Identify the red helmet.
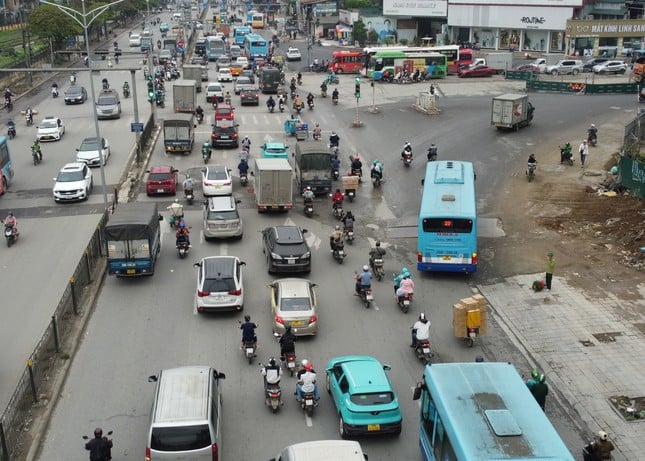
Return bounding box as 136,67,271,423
304,363,313,371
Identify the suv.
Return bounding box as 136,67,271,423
544,60,583,76
194,256,246,312
95,89,121,119
593,60,628,74
53,163,93,202
583,57,609,72
262,226,311,274
203,196,243,240
206,82,224,103
145,165,178,196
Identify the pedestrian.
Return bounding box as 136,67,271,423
530,373,549,411
579,139,589,167
545,251,555,291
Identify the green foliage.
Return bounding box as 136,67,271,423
399,38,408,45
367,30,378,45
344,0,373,7
383,36,396,45
28,4,81,49
352,19,366,46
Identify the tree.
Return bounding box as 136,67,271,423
28,5,81,51
352,19,366,46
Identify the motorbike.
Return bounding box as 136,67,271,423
283,352,297,376
332,242,346,264
290,89,296,100
321,88,327,98
196,112,204,124
358,284,373,308
7,122,16,139
527,162,536,182
372,173,382,188
201,144,211,164
240,171,248,186
184,188,194,205
82,430,113,460
346,189,356,202
268,104,275,113
4,96,12,111
332,167,339,181
427,148,438,162
4,223,17,247
25,114,33,127
278,101,285,113
51,87,59,98
371,258,384,281
168,214,183,229
560,147,574,166
307,99,314,110
264,381,283,413
176,237,190,258
402,151,413,167
242,338,256,364
397,292,413,313
155,93,165,108
325,74,339,85
332,95,338,105
304,199,314,217
31,146,41,165
413,338,433,364
587,130,598,147
313,131,321,141
123,86,130,98
332,204,344,220
298,389,316,417
344,226,354,244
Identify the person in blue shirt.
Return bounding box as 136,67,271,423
240,315,258,350
355,265,373,296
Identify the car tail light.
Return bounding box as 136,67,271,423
309,314,317,324
223,181,231,186
145,447,151,461
198,290,210,297
211,443,218,461
472,252,478,265
275,315,284,325
229,288,241,295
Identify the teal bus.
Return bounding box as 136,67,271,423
234,25,251,46
367,50,447,80
413,362,575,461
0,135,15,194
243,33,269,60
417,161,477,273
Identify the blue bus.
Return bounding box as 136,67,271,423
413,362,575,461
243,33,269,60
0,136,15,195
234,25,251,46
417,160,477,273
206,36,226,61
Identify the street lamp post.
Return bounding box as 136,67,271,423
39,0,125,211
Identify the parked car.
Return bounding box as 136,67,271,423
240,89,259,105
458,65,497,78
593,60,628,74
194,256,246,312
201,165,233,196
64,85,87,105
544,59,583,76
286,47,302,61
513,63,540,72
262,225,311,274
76,137,110,167
326,355,403,438
269,278,318,336
582,57,609,72
36,116,65,142
211,120,239,148
53,163,93,202
145,165,178,196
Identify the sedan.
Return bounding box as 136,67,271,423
128,33,142,47
53,163,93,202
262,226,311,274
234,76,255,94
229,63,244,77
513,64,540,72
286,47,302,61
37,116,65,141
216,56,232,70
269,278,318,336
217,67,233,82
593,60,628,74
240,89,259,105
201,165,233,196
64,85,87,105
261,142,288,159
458,65,497,78
75,137,110,167
236,56,249,69
326,356,402,438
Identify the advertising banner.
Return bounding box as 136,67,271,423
383,0,447,17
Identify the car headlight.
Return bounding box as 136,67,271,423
302,251,310,259
270,252,282,260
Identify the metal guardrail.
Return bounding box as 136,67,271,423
526,79,639,94
0,213,108,460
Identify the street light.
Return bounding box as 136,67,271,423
39,0,125,211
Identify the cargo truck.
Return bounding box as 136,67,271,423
104,203,162,276
491,93,535,131
172,79,196,113
253,158,293,212
182,65,202,92
163,114,196,154
471,52,513,74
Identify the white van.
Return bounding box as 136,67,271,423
270,440,367,461
146,366,226,460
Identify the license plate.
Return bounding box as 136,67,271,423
215,185,221,189
287,259,295,264
338,250,344,256
156,189,164,193
367,424,380,431
220,136,229,139
287,362,295,368
305,399,313,406
422,347,430,354
403,300,410,306
291,320,303,327
366,293,374,301
442,255,452,260
246,348,254,355
126,269,136,274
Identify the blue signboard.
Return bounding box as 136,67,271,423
130,123,144,133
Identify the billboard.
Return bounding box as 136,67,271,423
450,0,581,5
383,0,447,17
363,17,399,44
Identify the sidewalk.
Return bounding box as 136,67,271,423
478,274,645,461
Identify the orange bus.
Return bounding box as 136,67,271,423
329,51,363,74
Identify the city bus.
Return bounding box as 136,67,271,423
0,136,14,194
251,12,265,29
329,50,363,73
363,45,464,75
430,45,461,73
458,47,474,70
413,362,575,461
244,33,269,60
367,50,447,80
246,10,256,25
206,36,226,61
234,25,251,46
417,161,477,273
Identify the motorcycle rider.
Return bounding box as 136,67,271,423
401,141,413,160
370,160,384,182
261,357,282,391
279,326,297,361
394,267,412,294
396,273,415,300
297,72,302,85
266,95,276,111
588,430,615,460
329,224,344,252
101,78,109,90
332,88,339,102
560,142,573,164
201,142,212,159
312,123,321,140
277,94,285,110
350,155,362,176
51,82,59,97
195,104,204,121
122,81,129,96
355,265,373,297
427,143,438,161
241,135,251,151
587,123,598,144
182,175,194,197
4,212,18,235
341,211,354,233
411,313,431,347
224,90,232,104
240,314,258,350
290,77,297,92
84,427,112,461
527,153,537,176
320,80,328,97
293,94,303,111
26,106,34,126
296,362,319,403
331,155,341,175
4,88,12,105
175,221,190,247
306,92,314,108
238,158,249,177
31,139,42,162
7,119,15,137
166,199,184,228
303,186,315,205
329,131,340,148
369,240,386,269
331,188,344,211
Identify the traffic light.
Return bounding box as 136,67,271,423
354,77,361,99
147,76,154,102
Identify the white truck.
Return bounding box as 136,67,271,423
182,65,202,93
491,93,535,131
470,52,513,74
253,158,293,212
172,79,196,113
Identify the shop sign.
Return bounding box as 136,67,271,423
567,19,645,38
383,0,447,17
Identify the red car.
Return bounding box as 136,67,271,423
514,64,540,72
214,103,235,122
458,65,498,78
146,165,178,196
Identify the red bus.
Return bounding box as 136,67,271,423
329,51,363,74
458,48,474,71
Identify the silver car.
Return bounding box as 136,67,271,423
269,278,318,336
203,196,243,240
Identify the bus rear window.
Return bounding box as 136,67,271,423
422,218,473,233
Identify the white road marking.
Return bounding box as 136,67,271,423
305,413,313,427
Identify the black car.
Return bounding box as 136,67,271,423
64,85,88,105
582,57,609,72
211,121,239,148
262,226,311,274
240,89,259,106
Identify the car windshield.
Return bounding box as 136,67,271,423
98,96,117,105
215,126,235,134
206,169,228,180
237,78,250,84
203,277,235,292
150,425,211,451
57,170,84,182
349,392,395,405
40,120,58,129
208,85,221,92
67,87,82,95
149,173,171,181
280,297,311,312
79,139,100,150
217,108,232,115
265,147,286,153
207,210,237,220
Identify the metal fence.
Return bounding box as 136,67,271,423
0,212,108,461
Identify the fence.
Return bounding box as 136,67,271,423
0,212,108,460
620,112,645,199
526,79,638,95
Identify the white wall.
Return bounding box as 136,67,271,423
448,4,574,30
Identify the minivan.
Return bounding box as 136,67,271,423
229,45,242,59
203,196,243,239
270,440,368,461
95,89,121,119
147,366,226,460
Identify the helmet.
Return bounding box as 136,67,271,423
268,357,277,366
174,198,179,203
401,267,410,277
375,240,381,247
244,315,251,322
94,428,103,437
304,362,313,371
363,265,369,271
7,212,13,217
315,123,319,127
431,143,436,147
531,369,540,379
331,131,336,135
285,325,292,334
179,222,185,229
335,225,340,230
591,123,596,128
598,431,608,441
419,313,426,321
539,374,546,383
547,251,554,257
185,174,190,179
306,186,311,190
336,189,341,193
475,355,485,362
301,359,309,368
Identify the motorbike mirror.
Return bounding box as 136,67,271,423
148,375,159,382
192,262,202,268
382,364,392,371
273,332,280,337
235,199,242,204
301,229,308,234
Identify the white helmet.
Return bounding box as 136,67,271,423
598,431,608,441
363,265,369,271
301,359,309,368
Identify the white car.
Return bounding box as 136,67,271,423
206,82,224,103
37,116,65,142
217,67,233,82
129,33,142,47
201,165,232,196
53,163,93,202
593,60,628,74
236,56,249,69
76,137,110,167
286,47,302,61
142,29,152,38
194,256,246,312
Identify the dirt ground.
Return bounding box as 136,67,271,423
482,118,644,304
